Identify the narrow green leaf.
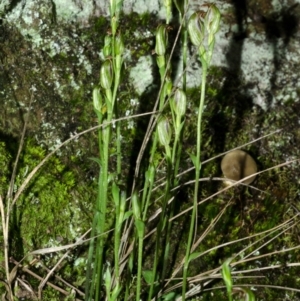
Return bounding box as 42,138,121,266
188,252,201,263
135,219,145,235
122,211,133,222
142,270,155,285
103,266,112,294
112,182,120,207
161,291,177,300
111,284,122,301
221,257,233,297
88,157,101,166
188,152,198,167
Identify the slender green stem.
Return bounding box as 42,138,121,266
132,191,145,301
160,150,173,283
114,209,121,288
141,132,158,232
181,8,188,92
116,112,121,175
158,8,188,290
113,69,122,176
182,65,207,301
147,93,171,301
148,144,172,300
136,225,144,301
142,164,155,221
85,109,104,301
161,125,184,286
95,125,110,300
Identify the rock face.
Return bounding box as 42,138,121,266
3,0,300,122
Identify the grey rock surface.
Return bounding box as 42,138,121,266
3,0,300,111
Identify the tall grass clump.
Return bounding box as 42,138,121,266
84,1,223,299
85,0,125,300
83,0,300,301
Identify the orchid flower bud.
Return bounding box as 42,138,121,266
114,33,124,56
164,0,172,24
103,35,112,58
110,0,116,16
162,77,172,100
205,4,221,35
132,192,141,220
156,55,166,70
100,60,113,90
110,0,123,18
155,24,168,56
93,87,102,112
172,88,186,118
158,117,172,146
111,16,118,36
188,12,205,47
188,5,221,66
115,33,124,71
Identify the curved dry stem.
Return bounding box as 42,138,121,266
130,0,191,195
180,282,300,300
158,213,299,298
168,158,299,222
